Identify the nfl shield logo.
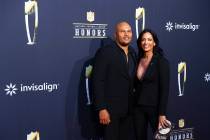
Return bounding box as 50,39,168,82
179,119,185,128
87,11,95,22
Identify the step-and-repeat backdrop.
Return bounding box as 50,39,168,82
1,0,210,139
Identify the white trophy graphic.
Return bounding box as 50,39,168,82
178,62,187,96
27,131,40,140
24,0,38,45
85,65,93,105
135,7,145,38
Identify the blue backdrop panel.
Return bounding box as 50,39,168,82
0,0,210,140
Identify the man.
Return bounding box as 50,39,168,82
92,21,137,140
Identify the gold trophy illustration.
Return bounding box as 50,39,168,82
135,7,145,38
24,0,38,45
178,62,187,96
85,65,93,105
27,131,40,140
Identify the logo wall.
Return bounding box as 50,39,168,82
4,82,59,96
73,11,108,38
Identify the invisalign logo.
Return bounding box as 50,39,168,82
4,82,60,96
165,21,200,32
20,83,59,92
4,83,18,96
204,73,210,82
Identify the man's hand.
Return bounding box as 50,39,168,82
99,109,111,125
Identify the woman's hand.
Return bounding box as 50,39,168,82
158,115,169,129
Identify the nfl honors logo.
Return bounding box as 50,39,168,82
169,119,194,140
73,10,108,38
87,11,95,22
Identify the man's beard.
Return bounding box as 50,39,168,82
119,42,130,47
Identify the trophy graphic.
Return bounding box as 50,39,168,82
178,62,187,96
24,0,38,45
85,65,93,105
135,7,145,38
27,131,40,140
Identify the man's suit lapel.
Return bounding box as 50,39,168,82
113,43,130,80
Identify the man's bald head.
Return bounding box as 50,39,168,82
114,21,132,47
115,22,131,33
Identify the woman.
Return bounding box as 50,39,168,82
133,29,170,140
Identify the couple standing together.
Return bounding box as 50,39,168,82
92,21,170,140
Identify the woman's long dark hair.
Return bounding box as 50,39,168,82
137,29,163,61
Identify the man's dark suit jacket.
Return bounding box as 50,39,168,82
134,53,170,115
92,42,137,117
